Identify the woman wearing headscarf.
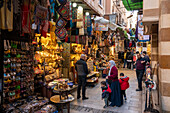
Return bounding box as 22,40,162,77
106,60,123,107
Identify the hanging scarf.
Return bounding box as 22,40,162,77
108,60,116,76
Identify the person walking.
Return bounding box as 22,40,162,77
136,52,145,91
75,54,89,100
126,49,132,69
142,51,150,64
106,60,123,107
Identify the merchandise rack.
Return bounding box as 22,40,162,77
0,30,32,110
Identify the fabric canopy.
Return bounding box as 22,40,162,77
122,0,143,11
94,16,119,31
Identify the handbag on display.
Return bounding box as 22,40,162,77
57,0,67,5
55,28,68,40
55,17,67,32
57,5,69,20
35,5,48,20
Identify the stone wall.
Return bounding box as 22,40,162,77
159,0,170,112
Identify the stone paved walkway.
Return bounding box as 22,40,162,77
70,69,142,113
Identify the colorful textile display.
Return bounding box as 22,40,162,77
87,15,92,36
55,17,67,32
49,0,55,17
79,28,84,36
72,8,77,28
75,36,79,44
77,6,83,28
57,5,69,20
84,16,88,35
22,0,31,33
55,28,68,40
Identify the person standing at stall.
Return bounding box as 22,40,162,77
75,54,89,100
123,50,127,68
106,60,123,107
136,52,145,91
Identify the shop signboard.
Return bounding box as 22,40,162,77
137,15,149,42
94,21,108,31
109,14,117,24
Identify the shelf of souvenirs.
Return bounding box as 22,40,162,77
33,33,64,53
70,43,84,54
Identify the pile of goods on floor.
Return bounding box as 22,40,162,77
3,96,58,113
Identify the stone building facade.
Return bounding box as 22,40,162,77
104,0,127,26
143,0,170,112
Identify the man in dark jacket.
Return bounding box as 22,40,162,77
136,52,145,91
127,49,133,69
143,51,150,64
75,54,89,100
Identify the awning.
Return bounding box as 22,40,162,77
109,22,119,31
94,17,119,31
122,0,143,11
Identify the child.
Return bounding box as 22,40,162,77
101,81,111,108
119,73,129,101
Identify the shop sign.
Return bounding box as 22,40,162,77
137,15,149,42
109,14,117,24
94,21,108,31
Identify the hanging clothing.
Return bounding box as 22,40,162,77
13,0,21,31
41,20,49,37
87,15,92,36
132,40,136,47
84,16,88,35
129,41,132,47
49,0,55,17
22,0,31,34
0,0,13,31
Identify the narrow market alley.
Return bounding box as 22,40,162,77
70,69,142,113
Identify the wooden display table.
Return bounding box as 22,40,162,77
50,95,74,113
86,71,99,87
53,85,77,100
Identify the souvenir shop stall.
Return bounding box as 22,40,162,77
67,1,102,86
113,27,137,68
0,0,77,112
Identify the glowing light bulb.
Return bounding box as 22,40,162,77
78,6,83,10
85,12,89,16
73,2,77,7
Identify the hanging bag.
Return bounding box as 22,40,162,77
35,5,48,20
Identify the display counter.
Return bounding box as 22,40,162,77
86,71,99,87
